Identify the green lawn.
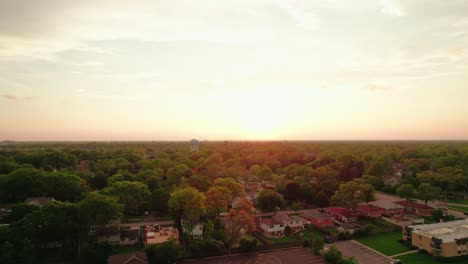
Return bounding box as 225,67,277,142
245,234,264,245
448,199,468,205
448,205,468,213
270,235,296,243
298,229,322,240
355,232,411,256
397,253,467,264
257,233,296,244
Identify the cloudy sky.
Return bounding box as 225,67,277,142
1,0,467,140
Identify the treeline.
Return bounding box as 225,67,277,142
0,141,467,263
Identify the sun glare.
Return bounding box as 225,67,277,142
223,88,289,139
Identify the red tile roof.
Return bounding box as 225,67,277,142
326,207,357,218
260,217,283,226
357,204,382,213
306,212,335,220
395,200,434,210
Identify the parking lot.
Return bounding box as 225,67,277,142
334,240,393,264
184,247,326,264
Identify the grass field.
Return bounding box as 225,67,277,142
298,229,322,240
448,199,468,205
448,205,468,213
397,253,467,264
257,233,297,244
355,232,411,256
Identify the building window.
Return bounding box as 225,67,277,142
269,225,273,228
280,225,284,227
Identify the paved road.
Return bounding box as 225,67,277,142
254,209,318,218
184,247,325,264
334,240,393,264
120,220,174,229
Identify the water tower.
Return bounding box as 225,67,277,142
190,139,200,152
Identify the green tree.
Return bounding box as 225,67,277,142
166,164,190,186
42,172,88,202
168,187,207,244
324,245,342,263
187,174,212,192
146,239,182,264
314,191,330,208
213,177,245,206
151,188,170,213
79,193,123,226
223,209,256,254
311,236,324,254
205,186,231,216
417,183,441,205
0,241,15,264
396,184,417,200
5,203,39,223
102,181,150,215
20,238,35,264
256,189,286,212
331,181,375,209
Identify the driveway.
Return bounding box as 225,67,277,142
334,240,393,264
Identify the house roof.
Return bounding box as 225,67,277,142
370,200,404,210
326,207,357,218
339,222,361,230
108,252,147,264
395,200,434,210
121,229,140,240
95,225,120,236
357,204,382,213
260,217,283,226
409,219,468,243
25,197,55,206
306,212,334,221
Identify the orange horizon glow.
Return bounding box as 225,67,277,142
1,1,467,141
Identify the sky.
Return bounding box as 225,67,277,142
0,0,467,141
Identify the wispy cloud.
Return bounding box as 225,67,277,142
1,94,33,101
380,0,406,17
363,84,390,92
1,94,17,100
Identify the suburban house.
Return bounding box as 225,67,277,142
120,229,140,246
259,217,285,237
273,214,305,232
370,200,404,215
146,226,178,245
261,181,277,190
383,163,405,187
325,207,358,223
304,212,335,228
247,191,259,203
95,226,121,245
390,214,424,226
25,197,55,207
395,200,435,216
191,223,204,240
337,222,361,235
108,252,147,264
403,219,468,257
0,204,12,219
356,204,382,218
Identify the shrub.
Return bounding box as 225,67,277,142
311,236,324,254
324,245,341,263
418,249,429,255
337,232,350,240
239,238,257,252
